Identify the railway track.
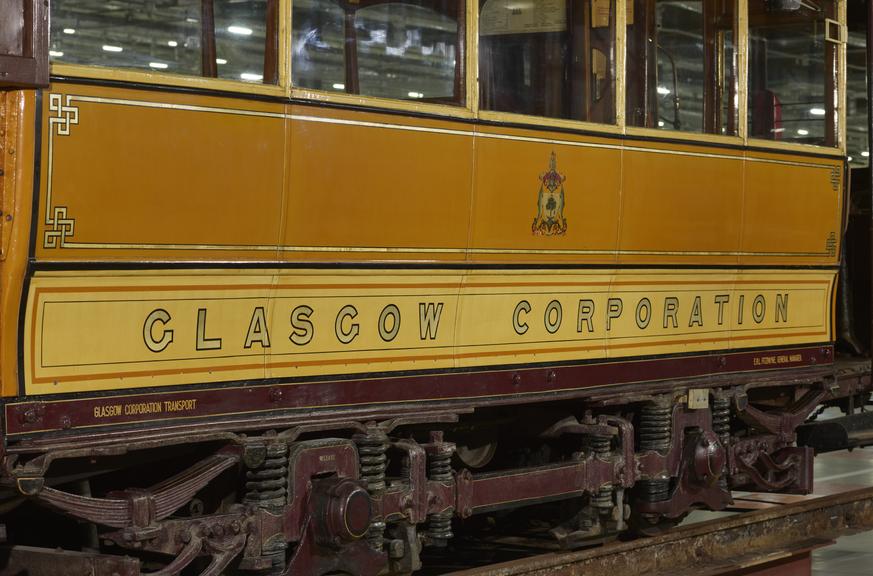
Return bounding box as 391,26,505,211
438,486,873,576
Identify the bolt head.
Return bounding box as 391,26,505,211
388,539,405,559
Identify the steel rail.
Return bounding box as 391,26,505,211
447,486,873,576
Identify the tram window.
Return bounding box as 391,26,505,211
291,0,346,91
292,0,465,105
478,0,617,124
626,0,738,135
48,0,278,84
215,1,274,83
846,28,868,167
747,0,838,146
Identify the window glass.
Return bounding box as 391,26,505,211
292,0,346,91
49,0,277,84
846,28,868,167
627,0,737,134
478,0,617,124
292,0,465,105
747,0,838,146
215,1,273,83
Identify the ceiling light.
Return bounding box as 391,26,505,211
102,45,123,53
658,120,665,127
228,25,253,35
848,156,854,162
167,40,178,47
810,107,826,116
49,50,64,57
149,62,168,69
240,72,263,81
408,91,424,99
863,151,870,158
63,28,76,34
186,17,198,23
332,83,345,90
216,58,227,64
796,129,809,136
657,86,670,95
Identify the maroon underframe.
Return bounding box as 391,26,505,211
4,344,833,440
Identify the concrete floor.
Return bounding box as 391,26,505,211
812,531,873,576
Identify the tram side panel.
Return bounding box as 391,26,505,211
5,88,842,438
0,80,848,576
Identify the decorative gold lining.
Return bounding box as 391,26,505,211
23,268,835,395
39,91,842,254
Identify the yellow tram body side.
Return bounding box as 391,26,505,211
0,81,841,399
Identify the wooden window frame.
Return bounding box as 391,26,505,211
49,0,288,97
743,0,846,155
39,0,847,155
623,0,744,145
0,0,49,88
475,0,622,131
289,0,477,119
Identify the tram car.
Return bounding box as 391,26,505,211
0,0,869,573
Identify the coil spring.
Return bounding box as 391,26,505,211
711,396,731,448
244,443,289,573
354,428,389,551
591,435,611,458
711,396,731,490
245,443,289,508
639,403,672,452
428,512,453,543
355,430,388,494
592,487,613,509
428,451,453,482
638,478,670,502
639,402,672,503
427,448,454,543
591,434,613,509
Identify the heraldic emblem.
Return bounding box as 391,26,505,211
532,151,568,236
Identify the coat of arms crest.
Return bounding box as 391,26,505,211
532,152,567,236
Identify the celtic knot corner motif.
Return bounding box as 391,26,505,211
826,232,837,258
830,167,841,192
48,94,79,136
44,93,81,249
44,206,75,249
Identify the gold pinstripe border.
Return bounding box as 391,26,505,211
41,93,841,257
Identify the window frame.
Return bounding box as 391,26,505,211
46,0,848,156
623,0,744,145
288,0,478,119
48,0,291,98
742,0,847,155
0,0,49,88
475,0,624,134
